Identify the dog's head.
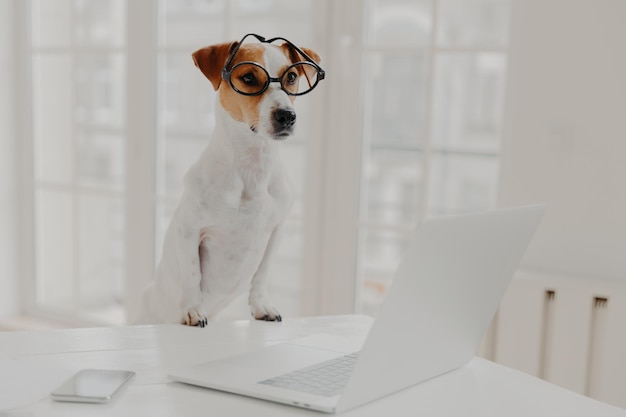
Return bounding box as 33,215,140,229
192,36,321,140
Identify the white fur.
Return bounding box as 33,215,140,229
134,44,295,325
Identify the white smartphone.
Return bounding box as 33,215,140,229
50,369,135,403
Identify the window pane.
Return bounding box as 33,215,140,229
232,0,310,16
366,0,432,48
158,136,207,197
432,53,507,153
31,0,128,325
158,0,225,47
76,54,126,128
36,190,75,311
77,132,125,191
361,149,422,226
437,0,512,48
230,1,314,42
364,52,430,148
32,0,126,47
427,153,500,216
33,55,74,184
157,52,215,197
158,53,215,133
359,228,411,315
74,0,125,46
32,0,73,48
358,0,511,317
78,195,125,323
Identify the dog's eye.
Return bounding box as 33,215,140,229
285,71,298,85
240,73,259,86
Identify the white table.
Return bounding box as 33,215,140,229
1,315,625,416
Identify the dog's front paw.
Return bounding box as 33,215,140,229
181,308,208,328
250,295,282,322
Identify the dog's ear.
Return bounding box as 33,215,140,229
192,41,238,91
281,44,322,90
300,47,321,65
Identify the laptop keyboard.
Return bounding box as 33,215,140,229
258,352,360,397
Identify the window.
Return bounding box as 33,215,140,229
23,0,512,325
30,0,127,323
357,0,511,315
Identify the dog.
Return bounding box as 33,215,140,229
133,34,322,326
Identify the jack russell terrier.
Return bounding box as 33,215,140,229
134,34,324,326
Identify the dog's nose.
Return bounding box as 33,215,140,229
273,108,296,129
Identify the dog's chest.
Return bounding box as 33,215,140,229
202,173,292,248
197,179,291,294
229,186,289,232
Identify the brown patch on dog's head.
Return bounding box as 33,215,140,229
279,43,321,65
192,41,238,90
192,42,268,128
220,45,268,128
279,43,321,91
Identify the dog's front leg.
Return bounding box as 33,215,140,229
248,225,284,322
175,226,208,327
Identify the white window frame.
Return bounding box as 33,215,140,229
301,0,367,315
125,0,158,317
15,0,38,320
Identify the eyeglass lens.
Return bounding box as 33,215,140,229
230,62,319,96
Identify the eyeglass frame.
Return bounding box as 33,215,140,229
221,33,326,97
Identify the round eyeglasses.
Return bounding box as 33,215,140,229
226,61,321,96
221,33,325,97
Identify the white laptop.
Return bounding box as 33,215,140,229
168,205,545,413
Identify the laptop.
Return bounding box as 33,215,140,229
168,205,545,413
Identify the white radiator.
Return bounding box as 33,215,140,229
480,270,626,409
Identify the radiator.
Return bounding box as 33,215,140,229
479,269,626,409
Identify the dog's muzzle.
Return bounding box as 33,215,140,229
272,108,296,138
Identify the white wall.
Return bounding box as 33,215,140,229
500,0,626,280
0,0,19,316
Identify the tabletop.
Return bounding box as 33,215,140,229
1,314,625,416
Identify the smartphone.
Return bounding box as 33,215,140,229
50,369,135,403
